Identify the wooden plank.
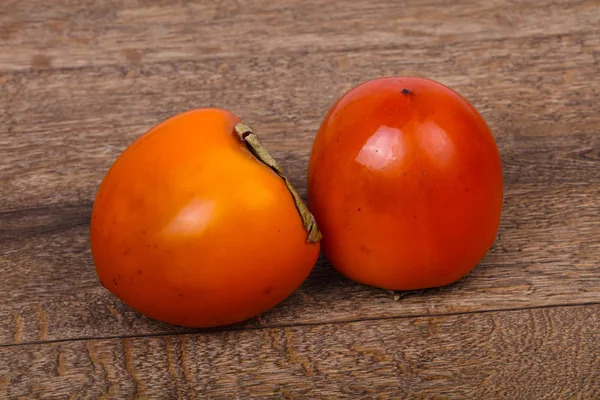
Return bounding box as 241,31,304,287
0,0,598,353
1,8,599,345
0,0,599,72
1,30,599,212
1,183,598,345
0,305,598,399
1,0,598,396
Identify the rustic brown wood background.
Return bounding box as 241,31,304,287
1,0,599,398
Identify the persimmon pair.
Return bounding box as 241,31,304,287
90,77,503,327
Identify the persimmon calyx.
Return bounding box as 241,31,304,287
235,122,322,243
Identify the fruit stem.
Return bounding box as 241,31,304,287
235,122,322,243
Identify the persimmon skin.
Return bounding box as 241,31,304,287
90,109,319,327
308,77,503,290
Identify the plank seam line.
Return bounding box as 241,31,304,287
0,301,598,349
1,29,599,76
3,180,598,240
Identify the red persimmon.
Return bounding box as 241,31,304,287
308,77,503,290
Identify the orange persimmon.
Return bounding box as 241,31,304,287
90,108,320,327
308,77,503,290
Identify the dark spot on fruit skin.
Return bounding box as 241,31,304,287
264,287,273,295
414,216,417,220
179,293,183,297
138,270,142,275
112,278,117,286
403,172,407,176
402,88,411,95
358,208,361,212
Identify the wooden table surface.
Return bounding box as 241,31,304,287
1,0,599,398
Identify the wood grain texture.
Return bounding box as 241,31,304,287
1,0,599,72
1,0,599,396
1,0,599,344
1,183,598,345
1,305,598,399
2,29,600,211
